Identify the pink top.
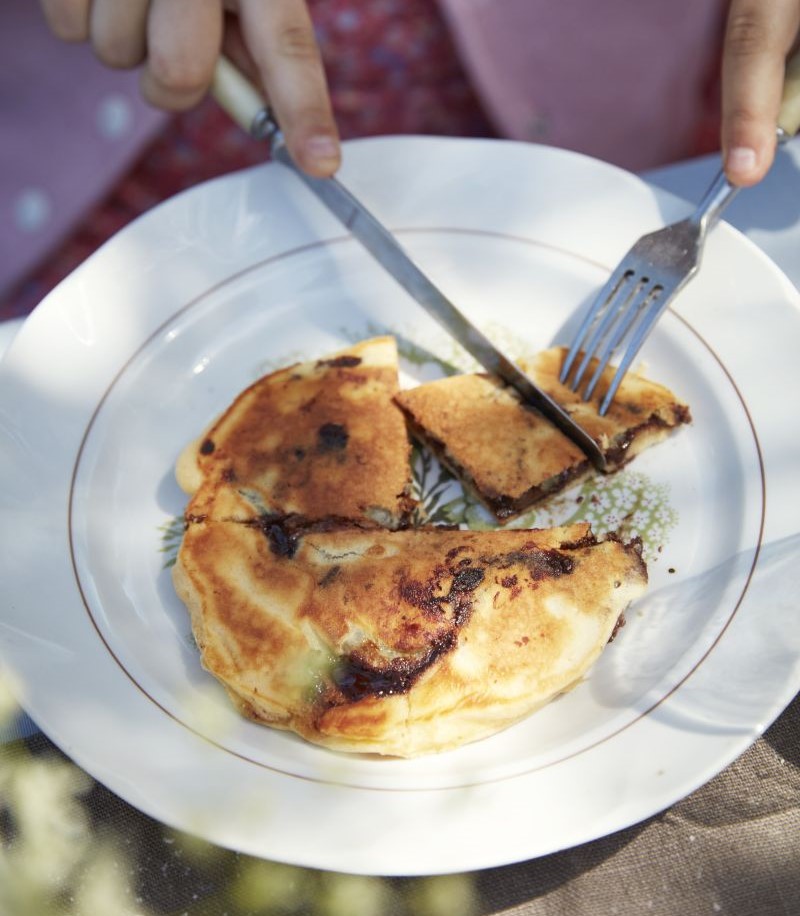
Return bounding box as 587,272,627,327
1,0,167,306
438,0,726,170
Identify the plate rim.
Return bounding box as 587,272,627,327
1,135,798,875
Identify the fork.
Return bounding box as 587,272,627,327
560,52,800,416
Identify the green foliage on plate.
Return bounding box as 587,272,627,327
410,443,676,562
158,515,185,569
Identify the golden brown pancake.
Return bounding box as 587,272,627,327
171,338,666,756
173,519,647,757
394,346,690,521
177,336,416,527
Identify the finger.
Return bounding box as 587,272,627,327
140,0,224,111
721,0,800,186
89,0,150,69
237,0,340,176
39,0,91,42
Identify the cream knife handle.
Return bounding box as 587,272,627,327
778,49,800,138
211,57,265,135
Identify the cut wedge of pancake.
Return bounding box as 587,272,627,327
177,336,416,527
173,519,647,757
395,346,690,522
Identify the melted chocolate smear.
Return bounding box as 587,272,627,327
333,657,412,700
317,355,362,368
246,514,301,559
267,522,298,559
491,497,517,520
526,548,574,580
318,565,341,588
609,612,626,642
484,547,574,580
445,545,469,561
333,631,457,701
317,422,349,452
397,561,487,625
399,578,444,617
450,566,485,593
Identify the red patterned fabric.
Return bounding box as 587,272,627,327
1,0,720,320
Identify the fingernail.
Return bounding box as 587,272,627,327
305,134,339,166
726,146,758,176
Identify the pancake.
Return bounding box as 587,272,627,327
177,336,416,527
394,346,690,521
173,519,647,757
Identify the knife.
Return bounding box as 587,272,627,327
211,58,607,471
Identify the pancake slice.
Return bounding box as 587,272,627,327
173,520,647,757
177,336,416,527
394,346,690,522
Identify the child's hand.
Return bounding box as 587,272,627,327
39,0,341,177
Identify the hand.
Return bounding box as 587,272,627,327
39,0,341,177
721,0,800,186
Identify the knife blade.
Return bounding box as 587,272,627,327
211,59,607,471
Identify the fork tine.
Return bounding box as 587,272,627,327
559,264,634,385
562,151,746,416
569,270,654,392
597,288,670,415
582,281,663,401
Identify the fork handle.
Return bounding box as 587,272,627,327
689,51,800,235
688,169,739,235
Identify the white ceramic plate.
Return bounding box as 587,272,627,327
1,137,799,876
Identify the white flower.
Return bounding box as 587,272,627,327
0,672,19,729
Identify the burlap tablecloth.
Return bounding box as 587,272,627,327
2,689,797,916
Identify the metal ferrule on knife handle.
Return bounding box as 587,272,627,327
210,57,608,471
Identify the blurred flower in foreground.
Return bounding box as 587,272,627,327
0,670,156,915
407,874,478,916
233,858,316,912
0,753,88,914
0,667,479,916
0,670,20,731
316,871,391,916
